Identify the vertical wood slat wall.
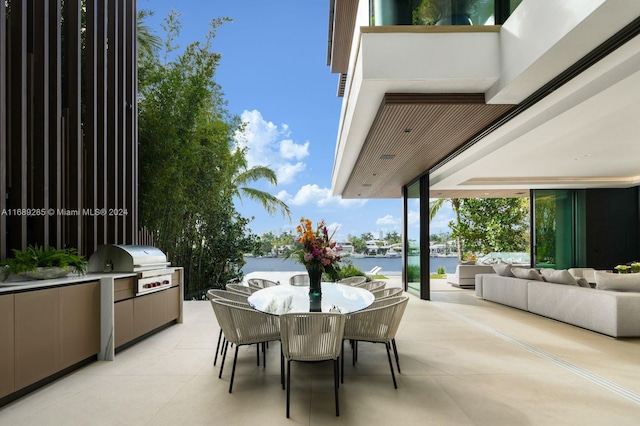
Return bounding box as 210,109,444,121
0,0,138,260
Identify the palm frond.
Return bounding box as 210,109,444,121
239,187,291,219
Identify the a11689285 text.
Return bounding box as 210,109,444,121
1,208,128,217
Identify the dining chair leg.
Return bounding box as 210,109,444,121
286,360,292,418
333,359,340,416
214,329,223,366
340,340,345,384
280,346,285,390
219,341,229,379
263,342,267,368
256,344,260,366
385,342,397,389
353,340,358,366
391,338,401,373
229,345,240,393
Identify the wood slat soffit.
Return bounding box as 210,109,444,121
328,0,358,74
343,94,515,199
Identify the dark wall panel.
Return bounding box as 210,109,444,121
585,187,640,270
1,0,139,260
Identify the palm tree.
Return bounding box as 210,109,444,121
138,10,162,58
429,198,463,259
230,160,291,220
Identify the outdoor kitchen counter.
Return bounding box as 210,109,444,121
0,269,184,406
0,272,136,293
0,270,183,361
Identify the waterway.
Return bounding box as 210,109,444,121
242,255,459,276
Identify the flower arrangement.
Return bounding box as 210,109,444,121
290,218,341,272
632,263,640,273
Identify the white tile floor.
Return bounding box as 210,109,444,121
2,278,640,425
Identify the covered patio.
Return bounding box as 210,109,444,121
2,279,640,425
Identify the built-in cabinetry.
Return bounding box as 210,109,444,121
0,294,15,399
0,281,100,400
113,270,181,350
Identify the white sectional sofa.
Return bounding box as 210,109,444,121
446,264,495,288
475,270,640,338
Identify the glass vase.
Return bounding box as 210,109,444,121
307,265,323,298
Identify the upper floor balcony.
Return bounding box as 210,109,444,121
327,0,640,199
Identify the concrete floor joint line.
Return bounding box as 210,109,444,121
433,301,640,407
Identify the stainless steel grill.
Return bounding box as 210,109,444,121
88,244,175,295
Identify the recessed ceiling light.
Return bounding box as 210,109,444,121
515,191,526,195
362,183,372,187
404,128,412,133
372,173,377,176
380,154,395,160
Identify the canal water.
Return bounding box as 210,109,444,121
242,256,459,275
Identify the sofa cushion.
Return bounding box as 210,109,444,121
493,262,514,277
511,267,544,281
568,268,596,283
540,269,578,286
576,277,592,288
595,271,640,291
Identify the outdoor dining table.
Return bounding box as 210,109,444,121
248,282,375,315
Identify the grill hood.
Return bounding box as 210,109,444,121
88,244,171,273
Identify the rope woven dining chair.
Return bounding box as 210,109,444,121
226,283,258,296
210,299,281,393
371,287,403,300
341,296,409,388
288,273,310,286
248,278,280,289
207,289,250,367
355,280,386,292
279,312,345,418
338,276,367,286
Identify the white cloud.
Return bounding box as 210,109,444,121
275,190,290,200
280,139,309,160
281,184,367,208
234,109,309,184
376,215,399,226
275,162,306,185
407,209,420,227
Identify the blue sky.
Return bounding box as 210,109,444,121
141,1,455,242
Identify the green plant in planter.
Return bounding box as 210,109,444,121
1,244,88,281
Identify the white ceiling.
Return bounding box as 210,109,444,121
430,33,640,195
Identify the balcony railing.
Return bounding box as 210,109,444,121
370,0,523,27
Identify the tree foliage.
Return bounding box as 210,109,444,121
450,198,529,254
137,13,266,297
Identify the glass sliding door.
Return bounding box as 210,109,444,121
532,189,585,269
405,181,421,295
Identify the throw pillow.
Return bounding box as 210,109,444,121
493,262,514,277
576,277,592,288
540,269,578,286
595,271,640,291
511,267,544,281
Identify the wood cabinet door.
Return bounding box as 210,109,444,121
114,299,134,348
14,288,60,389
59,282,101,369
133,295,153,338
0,294,15,398
167,286,180,322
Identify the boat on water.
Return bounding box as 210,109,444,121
386,248,400,258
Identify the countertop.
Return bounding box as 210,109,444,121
0,272,137,294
